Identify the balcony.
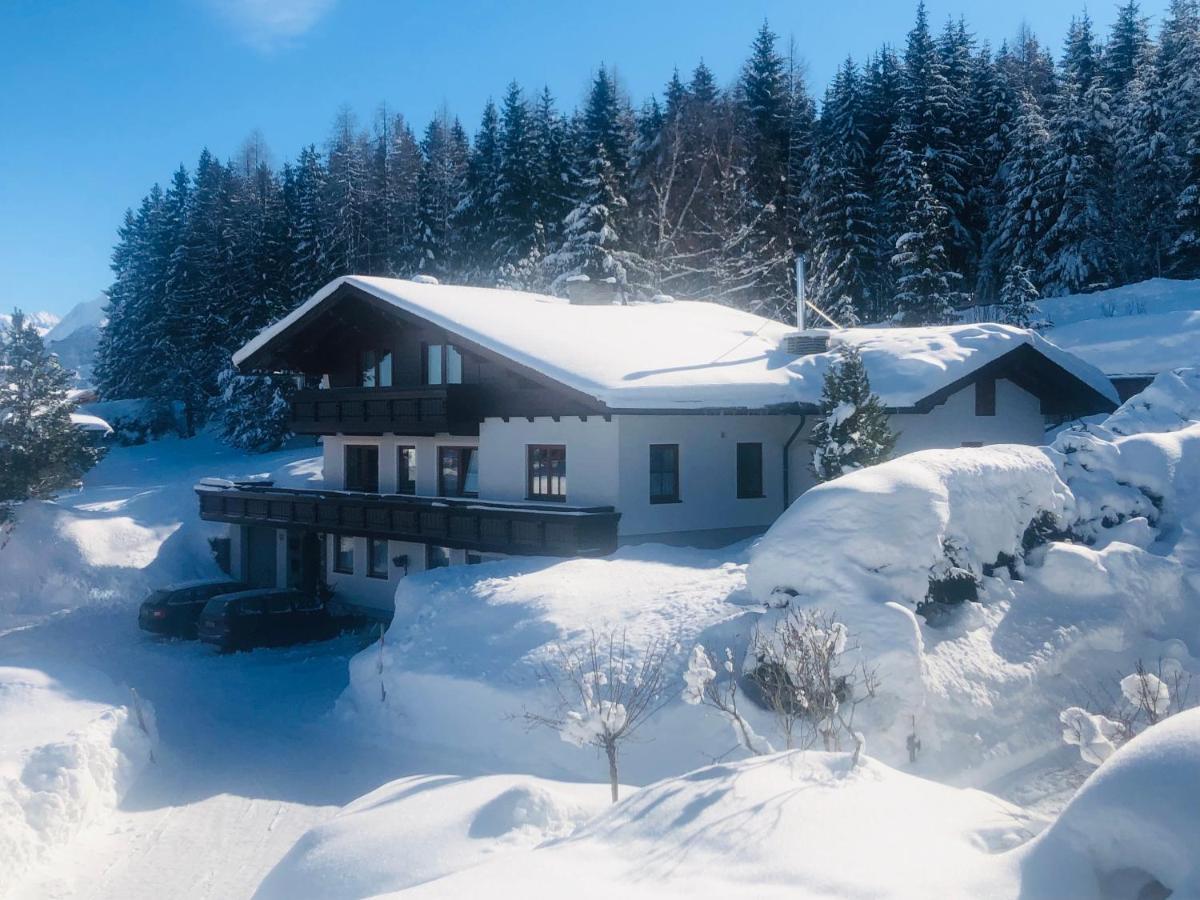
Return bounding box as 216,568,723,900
289,385,481,436
197,483,621,558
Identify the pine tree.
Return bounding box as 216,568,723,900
0,311,103,528
810,344,897,482
892,160,962,324
460,99,503,278
416,113,469,278
998,264,1041,327
991,90,1051,285
808,58,876,322
1104,1,1152,96
1170,135,1200,276
213,363,294,453
493,82,540,270
288,145,332,302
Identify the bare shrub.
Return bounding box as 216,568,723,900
682,644,772,755
746,609,879,765
523,629,671,802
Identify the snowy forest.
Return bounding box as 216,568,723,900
96,1,1200,426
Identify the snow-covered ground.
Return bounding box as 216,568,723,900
1039,277,1200,377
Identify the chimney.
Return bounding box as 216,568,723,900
795,254,807,330
565,275,622,305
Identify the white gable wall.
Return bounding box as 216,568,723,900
889,378,1044,454
476,416,619,505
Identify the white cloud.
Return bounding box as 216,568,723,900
206,0,337,51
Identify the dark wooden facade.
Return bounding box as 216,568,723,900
290,385,482,436
197,484,621,557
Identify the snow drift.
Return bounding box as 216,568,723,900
255,775,613,899
328,751,1040,899
746,367,1200,772
0,665,157,894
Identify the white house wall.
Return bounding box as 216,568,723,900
616,414,799,544
322,433,479,494
477,416,619,505
889,379,1044,454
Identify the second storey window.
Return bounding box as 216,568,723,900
527,445,566,501
423,343,465,385
649,444,680,504
397,446,417,495
358,349,393,388
438,446,478,497
736,442,764,499
344,444,379,492
975,377,996,416
333,535,354,574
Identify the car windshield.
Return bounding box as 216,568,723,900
201,597,236,615
145,590,169,605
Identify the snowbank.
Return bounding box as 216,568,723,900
346,752,1038,899
745,368,1200,772
1046,308,1200,376
255,775,614,899
0,665,157,894
1018,709,1200,899
1038,277,1200,327
342,545,759,783
0,433,320,618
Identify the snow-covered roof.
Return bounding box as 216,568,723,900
235,276,1118,411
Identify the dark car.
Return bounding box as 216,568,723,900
138,579,247,638
197,588,336,651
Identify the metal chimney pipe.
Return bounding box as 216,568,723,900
795,255,807,331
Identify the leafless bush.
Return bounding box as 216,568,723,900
522,629,671,802
682,644,772,755
747,609,879,765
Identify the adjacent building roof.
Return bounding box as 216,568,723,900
235,276,1119,413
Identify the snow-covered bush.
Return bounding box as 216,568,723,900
1061,659,1193,765
809,343,897,482
681,644,773,755
523,629,671,801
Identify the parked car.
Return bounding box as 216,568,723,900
138,578,247,638
197,588,337,651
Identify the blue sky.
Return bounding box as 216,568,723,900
0,0,1172,316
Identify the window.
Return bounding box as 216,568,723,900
334,535,354,574
423,343,443,385
344,445,379,492
368,539,389,579
426,545,451,569
240,595,265,615
397,446,417,495
975,378,996,416
527,445,566,501
358,349,393,388
438,446,478,497
649,444,680,504
736,442,764,499
422,343,464,385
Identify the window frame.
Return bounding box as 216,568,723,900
527,444,567,502
421,342,465,386
975,377,997,417
344,444,380,493
357,348,393,388
333,535,354,575
437,445,478,498
648,443,681,505
396,445,417,495
367,538,389,579
736,442,765,499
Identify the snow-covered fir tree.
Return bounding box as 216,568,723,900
998,264,1042,327
810,344,897,482
0,311,103,528
1170,135,1200,277
991,90,1051,286
213,364,295,453
891,160,962,324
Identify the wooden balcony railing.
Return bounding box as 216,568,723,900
197,484,620,558
289,385,481,436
